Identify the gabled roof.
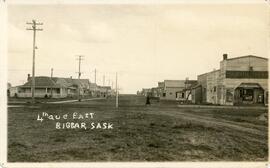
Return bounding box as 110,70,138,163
22,76,61,88
53,77,90,88
70,79,90,88
22,76,90,89
52,77,71,87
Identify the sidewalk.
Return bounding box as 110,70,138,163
177,104,268,110
47,97,105,104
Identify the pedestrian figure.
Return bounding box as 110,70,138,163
146,95,151,105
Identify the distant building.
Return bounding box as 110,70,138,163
157,82,164,97
141,88,151,96
15,75,92,98
7,83,11,89
99,86,112,98
176,80,197,102
160,80,186,100
9,87,19,97
150,87,159,97
89,83,98,97
7,83,12,97
192,54,268,105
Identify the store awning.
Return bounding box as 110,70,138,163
236,83,262,89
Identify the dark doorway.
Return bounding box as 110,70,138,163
234,83,264,105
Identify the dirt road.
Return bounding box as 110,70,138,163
145,107,266,140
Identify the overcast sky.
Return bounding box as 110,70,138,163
8,3,268,94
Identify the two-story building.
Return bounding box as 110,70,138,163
193,54,268,105
160,80,186,100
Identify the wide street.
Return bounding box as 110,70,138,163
8,95,268,162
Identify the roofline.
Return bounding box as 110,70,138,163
222,55,268,61
198,69,220,77
164,80,186,82
19,86,62,88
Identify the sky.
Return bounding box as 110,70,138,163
7,3,269,94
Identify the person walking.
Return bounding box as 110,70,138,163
146,94,151,105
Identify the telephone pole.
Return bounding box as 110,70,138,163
76,55,84,101
50,68,53,97
26,19,43,104
115,72,118,108
94,69,97,84
103,75,105,86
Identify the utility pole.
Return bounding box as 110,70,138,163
26,19,43,104
103,75,105,86
50,68,53,97
116,72,118,108
94,69,97,84
76,55,84,101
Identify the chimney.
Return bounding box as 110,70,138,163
223,53,228,60
27,74,30,81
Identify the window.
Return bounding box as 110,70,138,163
226,88,233,102
213,86,216,92
226,70,268,79
242,89,254,101
56,88,60,94
182,93,185,98
163,93,166,97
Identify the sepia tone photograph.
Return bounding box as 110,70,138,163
2,0,269,166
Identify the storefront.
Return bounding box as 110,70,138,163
234,83,265,105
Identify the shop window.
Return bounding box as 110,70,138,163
226,88,233,102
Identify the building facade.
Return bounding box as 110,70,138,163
14,75,93,98
160,80,186,100
219,55,268,105
194,54,268,105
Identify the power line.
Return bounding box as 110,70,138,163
26,19,43,104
